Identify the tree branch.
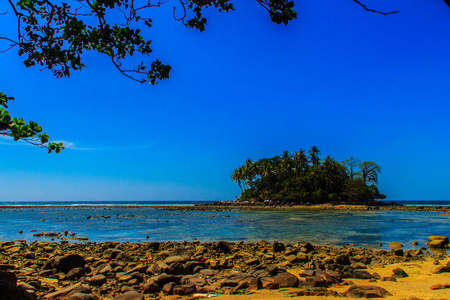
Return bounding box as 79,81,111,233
352,0,399,15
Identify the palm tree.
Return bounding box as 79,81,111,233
231,166,245,193
308,146,321,167
359,161,381,185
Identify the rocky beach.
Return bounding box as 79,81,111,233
1,235,449,300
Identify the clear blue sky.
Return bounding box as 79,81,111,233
1,0,449,201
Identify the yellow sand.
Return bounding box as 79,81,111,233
192,258,450,300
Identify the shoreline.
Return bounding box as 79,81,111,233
0,239,449,300
1,203,450,213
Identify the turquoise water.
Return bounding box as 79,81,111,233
1,203,449,250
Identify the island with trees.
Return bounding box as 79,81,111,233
231,146,386,205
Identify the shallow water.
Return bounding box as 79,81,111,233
1,205,449,250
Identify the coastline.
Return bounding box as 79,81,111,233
1,239,449,300
1,202,450,213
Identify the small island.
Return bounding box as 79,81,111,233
231,146,385,205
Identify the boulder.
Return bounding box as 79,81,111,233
341,285,392,298
427,236,449,248
0,271,17,286
273,272,299,288
89,274,107,286
388,242,403,250
142,279,159,294
392,268,408,278
112,291,144,300
44,255,85,273
0,280,37,300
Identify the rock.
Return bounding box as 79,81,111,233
45,284,92,299
172,284,196,295
381,276,397,282
248,277,262,290
273,242,285,253
212,241,230,253
162,282,176,294
147,261,169,275
341,285,393,298
352,270,373,279
164,256,186,264
89,274,107,286
155,273,182,287
273,272,299,288
388,242,403,249
68,293,99,300
245,258,259,266
103,248,126,260
199,269,215,276
335,254,351,265
392,268,408,278
163,248,194,259
432,266,450,274
112,291,144,300
67,267,85,279
295,287,338,296
412,241,419,246
0,280,37,300
44,255,86,273
427,236,449,248
142,279,159,294
0,271,17,286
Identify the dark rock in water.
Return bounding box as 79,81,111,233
112,291,144,300
388,242,403,250
392,268,408,278
0,280,36,300
44,255,85,273
341,285,393,298
427,236,449,248
273,242,285,253
273,272,299,287
0,271,17,286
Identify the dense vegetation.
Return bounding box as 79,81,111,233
231,146,385,204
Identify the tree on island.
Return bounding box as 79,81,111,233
231,146,386,204
1,0,448,151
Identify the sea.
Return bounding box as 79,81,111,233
0,200,449,251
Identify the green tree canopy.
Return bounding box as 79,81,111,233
232,147,386,204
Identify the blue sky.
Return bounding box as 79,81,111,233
0,0,449,201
